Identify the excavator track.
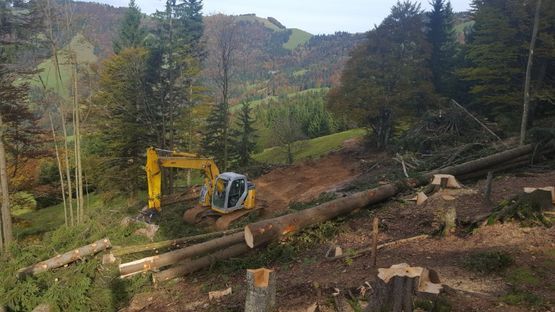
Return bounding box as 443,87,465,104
183,205,260,230
214,208,259,231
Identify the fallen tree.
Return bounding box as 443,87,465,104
245,144,542,248
151,243,250,282
119,232,244,277
18,238,111,278
112,228,241,257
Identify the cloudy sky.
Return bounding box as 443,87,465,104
92,0,471,34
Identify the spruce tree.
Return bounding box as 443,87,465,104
113,0,146,54
231,101,257,168
201,101,228,167
427,0,458,97
458,0,532,131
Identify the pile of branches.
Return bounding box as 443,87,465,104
397,106,501,154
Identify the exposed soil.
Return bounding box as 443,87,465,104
254,150,367,215
121,151,555,312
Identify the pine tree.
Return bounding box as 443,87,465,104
427,0,458,97
91,48,154,193
457,0,531,131
231,101,257,168
201,101,228,167
113,0,146,54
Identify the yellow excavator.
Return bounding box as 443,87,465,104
145,147,257,229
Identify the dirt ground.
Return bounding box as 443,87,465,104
121,152,555,312
254,150,364,215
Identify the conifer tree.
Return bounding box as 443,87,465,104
427,0,458,97
113,0,146,54
231,101,257,168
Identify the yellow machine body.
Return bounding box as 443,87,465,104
145,147,256,215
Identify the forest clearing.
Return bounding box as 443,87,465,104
0,0,554,311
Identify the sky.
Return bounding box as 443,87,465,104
92,0,471,34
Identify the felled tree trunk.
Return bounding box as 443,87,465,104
366,264,442,312
245,268,276,312
245,145,539,248
112,228,241,257
152,243,250,282
119,232,244,277
17,238,111,278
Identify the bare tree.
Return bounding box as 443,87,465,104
520,0,542,145
204,14,240,171
270,114,306,165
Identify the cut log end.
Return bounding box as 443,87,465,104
248,268,273,288
244,226,255,248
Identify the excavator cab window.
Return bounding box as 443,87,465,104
213,178,228,208
228,179,246,208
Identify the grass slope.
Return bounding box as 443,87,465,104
235,14,281,31
231,87,329,113
283,28,312,50
254,128,365,164
31,33,98,99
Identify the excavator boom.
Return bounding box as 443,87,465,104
146,147,220,211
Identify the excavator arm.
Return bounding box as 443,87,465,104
146,147,220,211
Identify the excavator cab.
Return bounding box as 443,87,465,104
211,172,255,214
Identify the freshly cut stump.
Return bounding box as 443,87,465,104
245,268,276,312
366,263,442,312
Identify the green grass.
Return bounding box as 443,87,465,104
234,15,282,31
253,128,365,164
454,20,474,38
463,251,514,273
283,28,312,50
230,87,329,113
29,33,98,99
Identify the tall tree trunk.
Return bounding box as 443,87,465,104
59,105,74,226
520,0,542,145
73,57,84,222
49,113,68,226
0,116,13,249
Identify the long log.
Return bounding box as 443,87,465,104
17,238,111,278
112,228,241,257
151,243,251,282
119,232,244,277
245,145,537,248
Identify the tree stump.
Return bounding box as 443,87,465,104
366,264,442,312
431,174,461,189
245,268,276,312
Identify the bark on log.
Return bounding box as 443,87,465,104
245,268,277,312
112,228,241,257
152,243,250,282
245,145,538,248
17,238,111,278
245,184,400,248
119,232,244,277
